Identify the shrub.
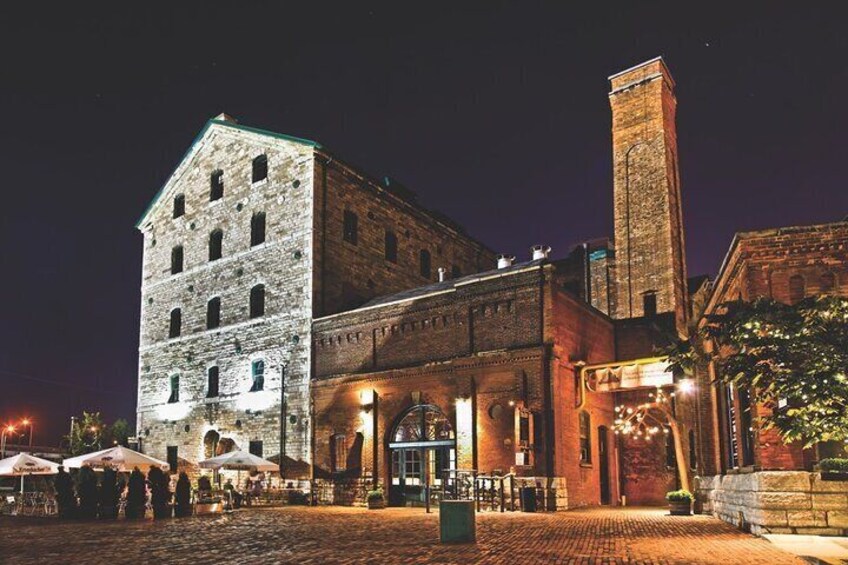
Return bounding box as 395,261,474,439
125,468,147,519
76,466,99,519
174,472,192,517
55,466,77,519
666,489,694,503
819,458,848,473
148,467,172,519
98,468,119,519
366,489,384,502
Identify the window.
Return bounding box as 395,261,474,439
249,284,265,318
168,308,182,338
419,249,431,279
451,265,461,279
251,212,266,246
167,446,178,473
171,245,184,274
343,211,358,245
688,429,697,471
249,440,264,457
579,411,591,464
252,154,268,183
206,366,219,398
821,272,836,293
210,170,224,201
207,297,221,329
384,229,397,262
173,194,185,218
643,291,657,317
789,274,805,304
209,230,223,261
250,360,265,392
665,426,676,468
331,434,347,472
168,374,180,403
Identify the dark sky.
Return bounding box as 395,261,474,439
1,3,846,445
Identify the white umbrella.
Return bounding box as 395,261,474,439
198,450,278,472
63,446,169,473
0,453,60,494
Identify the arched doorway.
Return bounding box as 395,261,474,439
388,404,456,507
203,430,220,459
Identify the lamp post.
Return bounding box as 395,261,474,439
1,425,16,459
21,419,33,447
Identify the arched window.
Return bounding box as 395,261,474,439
206,366,219,398
251,212,266,246
210,170,224,201
252,154,268,183
250,359,265,392
171,245,184,274
168,308,182,338
579,411,591,464
419,249,432,279
250,284,265,318
820,272,836,294
209,230,223,261
789,274,805,304
207,297,221,329
173,194,185,218
392,404,454,445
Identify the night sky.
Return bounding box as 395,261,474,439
1,3,846,445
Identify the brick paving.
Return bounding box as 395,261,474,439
0,506,803,564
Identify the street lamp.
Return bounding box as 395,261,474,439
20,418,33,447
1,425,16,459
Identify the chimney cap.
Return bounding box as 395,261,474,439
531,245,551,260
497,254,516,269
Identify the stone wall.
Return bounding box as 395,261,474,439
697,471,848,536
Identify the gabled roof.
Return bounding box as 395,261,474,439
135,115,322,228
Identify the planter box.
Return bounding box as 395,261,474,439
195,502,223,515
821,472,848,482
367,498,385,510
669,500,692,516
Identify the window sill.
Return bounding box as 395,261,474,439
579,462,593,468
252,179,268,188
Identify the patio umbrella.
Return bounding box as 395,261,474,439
0,453,60,494
63,446,169,473
198,450,278,472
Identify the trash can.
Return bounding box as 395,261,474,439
520,486,537,512
439,500,476,543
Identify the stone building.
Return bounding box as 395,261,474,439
135,115,493,477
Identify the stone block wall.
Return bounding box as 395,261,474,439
697,471,848,536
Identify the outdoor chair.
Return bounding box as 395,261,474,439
3,495,19,516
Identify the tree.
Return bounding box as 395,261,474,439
76,466,99,519
105,418,132,447
98,468,119,519
702,296,848,447
55,466,77,519
613,385,692,492
66,412,105,456
125,468,146,519
148,466,172,519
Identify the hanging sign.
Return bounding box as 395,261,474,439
587,360,673,392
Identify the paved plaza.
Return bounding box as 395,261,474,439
0,506,806,564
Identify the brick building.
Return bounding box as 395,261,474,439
135,115,493,477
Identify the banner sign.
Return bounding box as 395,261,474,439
587,360,673,392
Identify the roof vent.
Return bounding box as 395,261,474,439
531,245,552,261
497,254,516,269
438,267,447,282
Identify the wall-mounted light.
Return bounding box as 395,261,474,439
677,379,695,395
359,389,375,413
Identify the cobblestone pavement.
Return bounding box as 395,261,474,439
0,506,804,564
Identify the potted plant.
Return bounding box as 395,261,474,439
125,468,147,519
148,467,172,519
366,488,385,510
174,472,193,517
76,466,99,519
55,466,77,519
98,467,119,519
819,458,848,481
666,489,694,516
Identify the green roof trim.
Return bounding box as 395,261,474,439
134,118,322,228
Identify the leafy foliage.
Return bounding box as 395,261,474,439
666,489,694,502
76,466,99,519
98,467,119,519
125,468,147,519
148,467,172,519
55,466,77,519
174,472,192,517
702,296,848,447
819,458,848,473
65,412,135,455
367,489,384,502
